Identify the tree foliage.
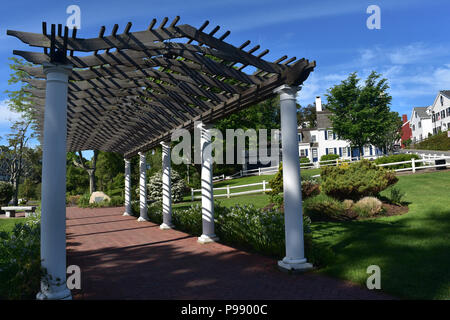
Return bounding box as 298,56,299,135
325,71,396,153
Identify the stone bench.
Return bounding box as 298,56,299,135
1,206,37,218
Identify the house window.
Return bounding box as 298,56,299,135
447,107,450,117
312,148,318,158
418,121,421,128
412,124,415,131
441,110,446,119
327,148,335,154
311,135,316,142
327,130,333,140
300,149,306,157
298,133,302,142
419,134,422,141
441,96,444,106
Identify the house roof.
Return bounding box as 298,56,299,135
412,107,431,119
440,90,450,99
316,110,333,129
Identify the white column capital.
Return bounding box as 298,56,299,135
43,62,72,77
124,158,131,164
195,121,214,130
274,84,301,101
138,151,146,158
160,141,171,148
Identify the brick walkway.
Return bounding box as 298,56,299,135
66,207,392,300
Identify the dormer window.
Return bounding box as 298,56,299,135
441,95,444,106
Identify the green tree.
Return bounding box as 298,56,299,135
325,71,392,154
297,103,317,128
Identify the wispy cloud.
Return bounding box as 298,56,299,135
0,99,22,125
298,42,450,113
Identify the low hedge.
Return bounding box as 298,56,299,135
319,154,340,165
374,153,421,169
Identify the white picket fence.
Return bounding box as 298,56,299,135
377,156,450,173
190,155,449,201
190,180,271,201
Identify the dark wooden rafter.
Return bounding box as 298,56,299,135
8,17,315,156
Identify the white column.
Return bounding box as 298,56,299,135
160,142,174,229
274,84,313,272
123,159,132,216
137,152,149,221
36,63,72,300
197,122,219,244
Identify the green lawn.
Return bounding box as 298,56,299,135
311,171,450,299
0,218,26,233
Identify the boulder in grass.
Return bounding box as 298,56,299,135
89,191,111,204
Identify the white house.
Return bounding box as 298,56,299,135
430,90,450,134
298,96,382,163
410,106,433,143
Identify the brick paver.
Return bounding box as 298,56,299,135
66,206,392,300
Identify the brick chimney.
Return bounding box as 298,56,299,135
402,114,408,124
315,96,322,112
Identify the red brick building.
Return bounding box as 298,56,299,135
401,114,412,148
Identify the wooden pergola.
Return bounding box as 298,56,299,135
8,17,316,300
9,17,315,157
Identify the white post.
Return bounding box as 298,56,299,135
263,180,266,192
197,122,219,244
123,158,132,216
258,167,261,176
137,152,149,221
227,185,230,198
160,142,174,229
274,85,313,272
412,158,416,173
36,63,72,300
191,188,194,202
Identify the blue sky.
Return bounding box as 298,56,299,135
1,0,449,156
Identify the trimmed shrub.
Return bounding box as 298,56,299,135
320,154,340,165
0,214,43,299
0,181,14,206
268,163,321,206
300,157,310,164
352,197,383,218
143,169,188,203
321,159,398,201
374,153,421,169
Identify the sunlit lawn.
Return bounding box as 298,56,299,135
311,170,450,299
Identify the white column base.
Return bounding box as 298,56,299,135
277,257,313,273
160,223,174,230
36,287,72,300
137,216,149,222
123,212,132,216
197,234,219,244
